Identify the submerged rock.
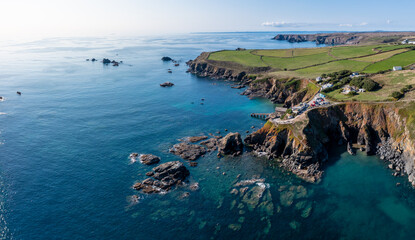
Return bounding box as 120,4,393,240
228,223,242,231
289,221,301,230
139,154,161,165
241,185,266,211
217,132,244,157
280,190,295,207
170,142,206,161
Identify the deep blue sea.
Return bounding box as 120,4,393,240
1,32,415,239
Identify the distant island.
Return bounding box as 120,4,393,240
187,32,415,185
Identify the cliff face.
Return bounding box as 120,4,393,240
241,78,317,107
274,33,361,45
273,32,415,45
186,52,270,82
245,103,415,184
187,53,316,107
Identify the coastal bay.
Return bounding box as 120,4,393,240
1,32,415,239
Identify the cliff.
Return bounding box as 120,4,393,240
187,53,318,107
274,32,415,45
186,52,270,82
241,78,319,107
245,103,415,184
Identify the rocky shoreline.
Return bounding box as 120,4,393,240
186,52,415,186
273,32,415,45
186,54,315,107
244,103,415,185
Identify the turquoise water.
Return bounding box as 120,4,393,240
0,33,415,239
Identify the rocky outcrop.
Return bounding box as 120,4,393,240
186,136,208,143
241,78,316,107
133,161,190,194
217,132,244,157
161,56,173,61
139,154,161,165
274,32,415,45
200,138,219,152
187,53,317,106
245,103,415,185
186,52,270,82
160,82,174,87
170,142,207,161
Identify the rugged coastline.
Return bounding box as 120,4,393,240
187,53,415,186
186,53,317,107
245,103,415,185
273,32,415,45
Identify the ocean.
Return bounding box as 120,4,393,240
0,32,415,239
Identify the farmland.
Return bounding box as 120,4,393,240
207,44,415,78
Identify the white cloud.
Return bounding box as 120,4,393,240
387,19,392,24
339,22,368,27
261,21,303,28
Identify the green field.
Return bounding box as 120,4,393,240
295,60,371,77
364,50,415,73
208,50,267,67
354,49,409,63
207,44,415,78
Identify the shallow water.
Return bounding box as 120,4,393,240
0,32,414,239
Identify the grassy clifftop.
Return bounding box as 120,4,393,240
207,44,415,79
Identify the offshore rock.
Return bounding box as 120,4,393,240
139,154,161,165
133,161,190,194
186,136,208,143
161,56,173,61
217,132,244,157
200,138,218,152
170,142,207,161
160,82,174,87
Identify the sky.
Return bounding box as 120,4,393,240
0,0,414,39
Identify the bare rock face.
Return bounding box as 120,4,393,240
186,136,208,143
200,138,218,152
133,161,190,194
217,132,244,157
139,154,161,165
170,142,206,161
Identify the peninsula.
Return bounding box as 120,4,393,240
273,31,415,45
187,34,415,185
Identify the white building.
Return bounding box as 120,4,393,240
321,83,333,90
393,66,402,71
316,77,322,82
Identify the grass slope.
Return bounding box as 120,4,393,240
207,45,415,78
364,51,415,73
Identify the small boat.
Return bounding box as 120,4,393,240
17,91,22,95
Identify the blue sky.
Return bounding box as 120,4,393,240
0,0,413,39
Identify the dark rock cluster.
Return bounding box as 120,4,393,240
133,161,190,194
170,142,207,161
217,132,244,157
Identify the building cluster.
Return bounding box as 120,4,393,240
288,93,328,118
402,39,415,44
341,85,365,94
